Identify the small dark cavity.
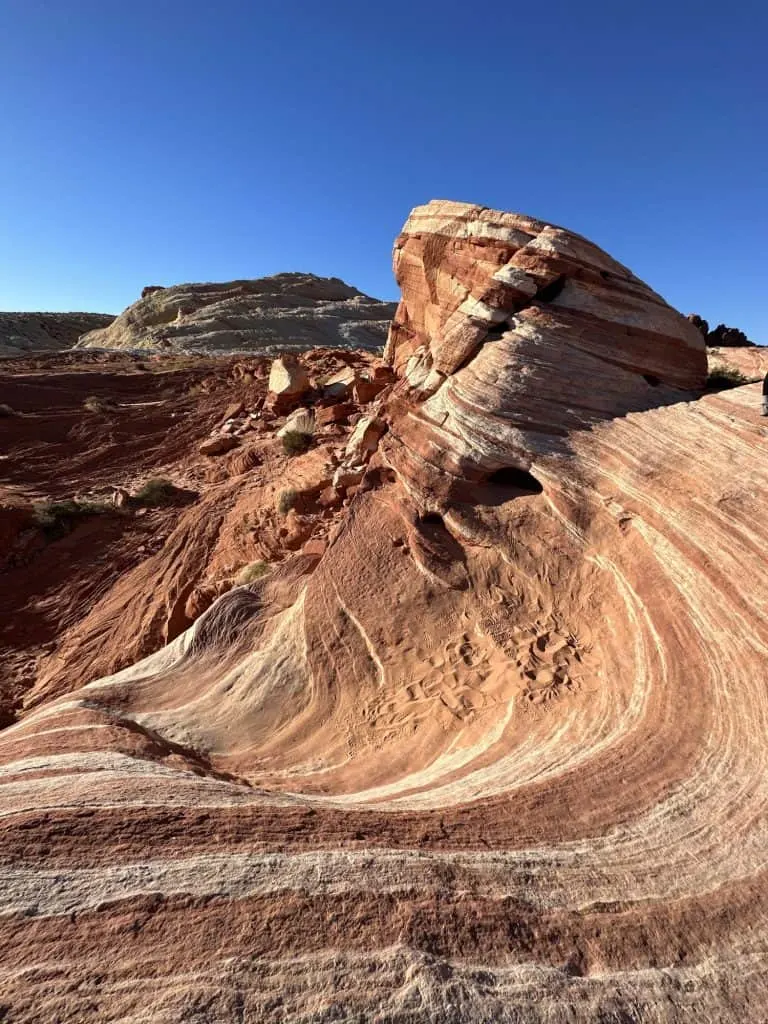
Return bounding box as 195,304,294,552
643,374,661,387
485,323,509,343
534,274,567,303
420,512,444,526
0,708,17,730
486,466,544,495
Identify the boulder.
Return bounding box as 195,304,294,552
267,356,310,411
344,414,386,464
332,464,366,490
321,367,357,401
317,486,342,509
352,374,386,405
217,402,245,427
316,402,354,426
199,436,240,456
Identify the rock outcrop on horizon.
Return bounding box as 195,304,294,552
2,202,767,1022
0,311,114,358
76,272,396,355
688,312,758,347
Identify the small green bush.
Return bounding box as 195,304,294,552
236,561,270,585
705,366,753,391
83,395,115,413
133,477,180,507
281,430,312,455
277,488,298,515
33,498,112,538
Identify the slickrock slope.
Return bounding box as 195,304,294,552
708,344,768,379
0,312,114,358
2,203,768,1022
76,272,396,354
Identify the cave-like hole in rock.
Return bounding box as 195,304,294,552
486,466,544,495
420,512,445,526
535,274,567,303
485,322,510,344
643,374,661,387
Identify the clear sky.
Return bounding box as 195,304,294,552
1,0,766,340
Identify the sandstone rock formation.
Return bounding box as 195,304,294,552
385,199,707,498
0,311,114,358
708,344,768,380
76,272,396,355
1,204,767,1023
688,312,758,347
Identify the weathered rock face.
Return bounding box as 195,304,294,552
1,205,767,1023
384,200,707,499
708,344,768,380
0,312,114,358
77,272,396,354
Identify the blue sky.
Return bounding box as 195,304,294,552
1,0,766,340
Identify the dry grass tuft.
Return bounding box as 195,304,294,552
133,477,182,507
281,430,313,455
236,561,270,585
277,488,298,515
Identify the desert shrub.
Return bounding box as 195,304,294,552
281,430,313,455
33,498,112,538
277,488,298,515
133,477,180,506
0,403,16,416
705,366,753,392
236,561,270,585
83,395,115,413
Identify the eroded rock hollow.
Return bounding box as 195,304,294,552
2,202,767,1023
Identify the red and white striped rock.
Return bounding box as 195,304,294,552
1,205,766,1024
384,200,707,500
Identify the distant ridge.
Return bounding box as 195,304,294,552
77,272,397,355
0,312,114,358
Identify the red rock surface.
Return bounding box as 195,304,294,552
1,207,767,1022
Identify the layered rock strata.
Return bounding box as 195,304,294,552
77,273,396,354
384,200,707,498
0,312,114,358
1,204,767,1022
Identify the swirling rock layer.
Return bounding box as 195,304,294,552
2,206,767,1022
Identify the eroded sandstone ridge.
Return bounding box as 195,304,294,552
0,311,114,358
76,272,396,354
2,204,767,1022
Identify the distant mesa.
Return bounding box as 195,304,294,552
76,272,397,355
0,312,114,358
